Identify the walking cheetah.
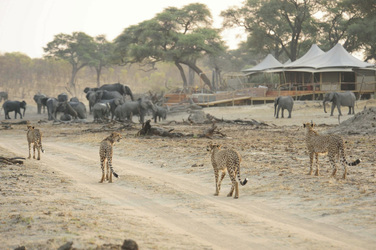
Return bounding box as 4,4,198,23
99,132,122,183
207,142,248,199
26,125,45,160
304,122,361,179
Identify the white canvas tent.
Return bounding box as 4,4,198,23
284,43,375,72
242,54,283,75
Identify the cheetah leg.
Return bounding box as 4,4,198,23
214,169,219,196
108,157,113,183
308,152,314,175
341,157,348,179
33,144,36,159
227,171,237,198
106,159,110,181
37,147,41,160
330,156,337,178
218,171,226,192
28,142,31,159
99,158,105,183
314,153,320,176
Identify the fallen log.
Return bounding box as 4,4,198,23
137,120,184,137
206,114,268,126
0,156,25,165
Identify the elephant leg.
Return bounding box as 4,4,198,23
337,104,342,116
281,108,285,118
276,107,280,118
288,109,292,118
348,106,351,115
330,103,335,116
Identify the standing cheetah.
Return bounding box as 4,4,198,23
99,132,122,183
26,125,45,160
304,122,361,179
207,142,248,199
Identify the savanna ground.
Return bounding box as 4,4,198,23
0,99,376,249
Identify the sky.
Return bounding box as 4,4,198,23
0,0,246,59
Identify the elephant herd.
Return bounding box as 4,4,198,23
1,83,169,123
274,91,356,119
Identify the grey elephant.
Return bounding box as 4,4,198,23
70,97,79,102
58,93,69,102
92,102,111,122
115,98,156,123
0,91,8,102
85,91,97,114
274,96,294,118
46,98,65,120
83,87,98,93
2,100,27,119
99,98,124,120
98,83,134,101
68,101,87,119
323,91,355,116
33,94,47,114
152,105,168,123
95,90,123,102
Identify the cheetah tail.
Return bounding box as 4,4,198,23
240,178,248,186
346,158,361,166
112,168,119,178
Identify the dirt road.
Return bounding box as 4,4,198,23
1,128,375,249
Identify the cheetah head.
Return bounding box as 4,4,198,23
111,132,123,142
26,125,34,131
303,122,315,129
207,142,221,152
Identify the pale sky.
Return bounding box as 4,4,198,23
0,0,246,58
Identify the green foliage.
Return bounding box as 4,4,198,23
114,3,225,90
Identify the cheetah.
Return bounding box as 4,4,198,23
207,142,248,199
99,132,122,183
26,125,45,160
304,122,361,179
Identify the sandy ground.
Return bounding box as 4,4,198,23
0,100,376,249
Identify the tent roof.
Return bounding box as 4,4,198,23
289,43,374,69
242,54,283,74
284,44,325,68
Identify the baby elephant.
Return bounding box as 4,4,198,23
274,96,294,118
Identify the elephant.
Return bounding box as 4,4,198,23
33,94,47,114
85,91,97,114
0,91,8,102
46,98,66,121
83,87,98,93
152,105,168,123
99,98,125,120
70,97,79,102
2,100,27,119
95,90,123,102
60,114,72,121
274,96,294,118
323,91,355,116
68,101,87,119
98,83,134,101
57,93,69,102
92,102,111,122
115,98,156,123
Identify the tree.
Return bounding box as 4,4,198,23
114,3,225,91
319,0,376,61
91,35,114,87
221,0,318,61
44,32,96,94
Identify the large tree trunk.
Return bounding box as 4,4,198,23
96,66,102,88
174,62,187,88
181,61,212,91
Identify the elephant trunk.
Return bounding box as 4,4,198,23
323,100,327,113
